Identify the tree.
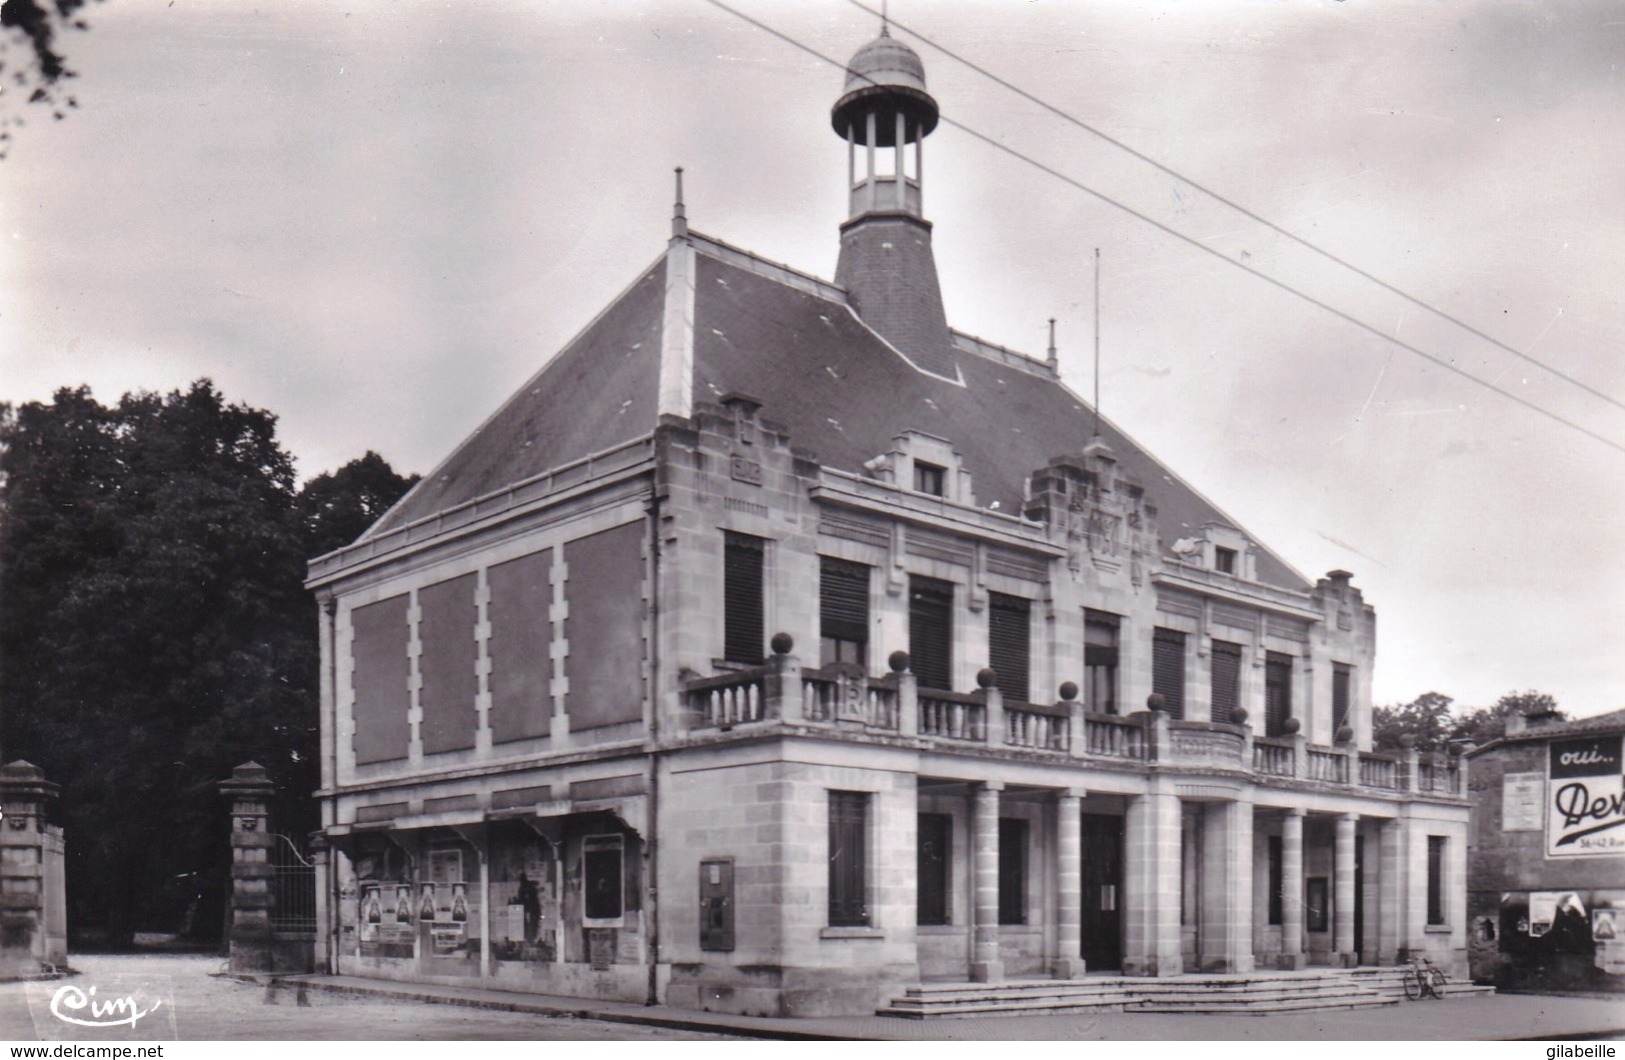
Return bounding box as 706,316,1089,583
0,380,416,945
0,0,92,155
1452,690,1564,747
299,450,419,559
1372,691,1456,752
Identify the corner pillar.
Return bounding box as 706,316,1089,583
1122,783,1182,976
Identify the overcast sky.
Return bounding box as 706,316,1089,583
2,0,1620,717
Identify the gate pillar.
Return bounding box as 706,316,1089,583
221,761,278,974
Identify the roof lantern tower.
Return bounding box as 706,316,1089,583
831,26,956,379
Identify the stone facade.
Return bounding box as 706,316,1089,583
303,29,1471,1017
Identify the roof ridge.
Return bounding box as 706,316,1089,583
688,230,847,304
950,328,1057,379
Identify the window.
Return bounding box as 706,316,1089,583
723,532,765,664
828,791,869,926
913,461,946,497
1264,652,1293,737
1332,663,1352,734
583,835,624,922
819,557,870,668
1214,546,1236,574
1084,610,1120,714
917,812,952,926
1152,627,1186,720
1211,639,1242,722
1427,836,1446,926
998,817,1027,925
908,576,954,691
987,593,1031,703
1267,835,1283,926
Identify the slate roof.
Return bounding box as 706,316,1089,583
370,258,666,535
364,234,1308,593
1467,707,1625,757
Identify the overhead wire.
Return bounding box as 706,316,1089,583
842,0,1625,415
698,0,1625,456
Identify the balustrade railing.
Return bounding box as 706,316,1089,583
682,655,1466,798
686,669,765,727
919,690,986,742
1004,703,1070,752
1305,746,1348,783
1252,736,1294,777
1359,752,1400,790
1083,712,1147,759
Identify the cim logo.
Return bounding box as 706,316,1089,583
49,984,162,1030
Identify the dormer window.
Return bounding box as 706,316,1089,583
1214,547,1236,575
913,461,946,497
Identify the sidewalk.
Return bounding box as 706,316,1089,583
276,973,1625,1041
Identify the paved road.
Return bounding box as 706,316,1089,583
0,954,740,1041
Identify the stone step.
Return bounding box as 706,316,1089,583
1144,995,1397,1015
881,996,1141,1019
1129,987,1380,1005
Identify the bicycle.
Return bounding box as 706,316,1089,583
1401,955,1448,1000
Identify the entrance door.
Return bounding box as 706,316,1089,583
1080,813,1124,971
1354,834,1365,965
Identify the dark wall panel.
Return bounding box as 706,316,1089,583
487,549,554,744
351,594,410,764
418,573,479,754
563,521,646,730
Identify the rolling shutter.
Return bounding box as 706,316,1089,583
820,557,870,646
987,592,1031,703
1264,651,1293,737
908,576,954,692
1211,640,1242,722
723,532,765,664
1152,627,1186,720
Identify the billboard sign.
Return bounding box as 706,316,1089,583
1547,734,1625,858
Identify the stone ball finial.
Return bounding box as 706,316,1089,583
1335,725,1355,745
1058,681,1079,703
1231,707,1250,726
1398,733,1418,750
770,632,794,656
1282,717,1301,735
976,667,998,689
1146,693,1166,712
888,650,911,673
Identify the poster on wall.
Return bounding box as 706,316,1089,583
1547,735,1625,858
1503,772,1544,831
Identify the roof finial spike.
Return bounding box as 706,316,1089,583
1046,317,1058,373
880,0,890,37
672,165,688,238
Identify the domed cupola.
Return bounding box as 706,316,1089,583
831,29,956,379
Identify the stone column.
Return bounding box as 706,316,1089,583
1123,782,1182,976
1334,812,1358,966
220,761,278,975
1377,815,1410,963
1053,788,1086,979
0,761,65,976
1198,797,1255,972
970,781,1004,982
1279,808,1306,969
